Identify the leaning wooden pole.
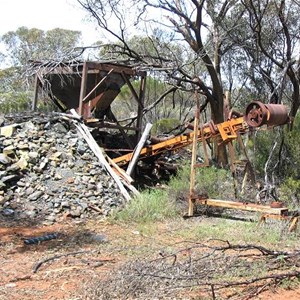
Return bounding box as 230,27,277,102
188,91,200,216
78,62,88,116
126,123,152,176
32,74,39,111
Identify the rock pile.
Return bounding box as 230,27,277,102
0,113,125,225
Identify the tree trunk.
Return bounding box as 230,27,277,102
287,69,300,130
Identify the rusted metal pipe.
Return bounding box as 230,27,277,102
265,103,289,126
245,101,289,127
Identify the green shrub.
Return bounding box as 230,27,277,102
151,118,181,135
250,113,300,180
0,91,32,113
112,164,235,224
195,166,232,198
283,114,300,179
168,162,233,201
111,189,180,224
249,129,279,176
279,177,300,208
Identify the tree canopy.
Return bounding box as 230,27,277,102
1,27,82,67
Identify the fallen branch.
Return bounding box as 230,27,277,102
33,250,92,273
88,205,103,213
10,275,32,282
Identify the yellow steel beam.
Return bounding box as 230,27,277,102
113,117,247,165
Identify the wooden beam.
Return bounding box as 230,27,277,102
85,119,139,131
39,62,147,77
70,109,132,201
237,133,256,186
87,62,146,76
126,123,152,176
227,141,239,198
224,90,231,120
78,62,88,116
136,75,146,141
109,110,135,149
197,199,289,215
121,72,140,105
32,74,39,111
188,91,200,217
260,213,299,232
42,69,100,75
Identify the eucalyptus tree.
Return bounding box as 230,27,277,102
239,0,300,120
1,27,82,67
223,0,300,195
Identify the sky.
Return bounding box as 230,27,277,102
0,0,101,45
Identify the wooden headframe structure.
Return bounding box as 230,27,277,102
32,61,147,147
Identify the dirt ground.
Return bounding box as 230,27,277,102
1,216,300,300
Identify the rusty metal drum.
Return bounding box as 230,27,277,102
245,101,289,127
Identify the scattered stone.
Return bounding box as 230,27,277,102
2,208,14,216
5,283,16,288
0,124,17,137
2,175,20,183
28,151,39,159
3,139,13,146
13,157,28,170
53,122,68,134
28,191,44,201
61,201,70,208
0,154,11,165
49,152,62,161
89,233,108,243
17,143,29,150
70,207,82,217
3,145,15,155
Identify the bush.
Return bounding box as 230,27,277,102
111,189,180,224
250,113,300,179
0,91,32,114
168,162,233,200
151,118,181,135
112,163,235,224
283,114,300,179
279,177,300,208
